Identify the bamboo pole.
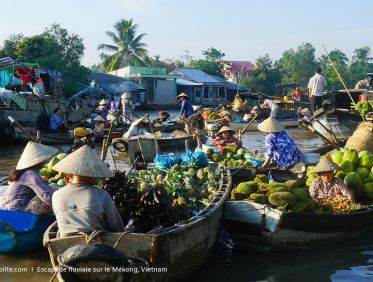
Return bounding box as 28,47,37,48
147,116,160,155
239,114,258,139
110,150,118,171
8,116,36,142
322,44,366,122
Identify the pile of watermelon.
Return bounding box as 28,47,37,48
39,153,68,187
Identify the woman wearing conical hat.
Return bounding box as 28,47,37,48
309,158,353,200
1,142,58,215
93,115,105,137
258,117,301,169
211,126,242,152
95,98,108,121
51,145,124,237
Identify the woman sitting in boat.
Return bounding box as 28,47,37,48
1,142,58,215
93,115,105,137
50,108,67,133
95,99,108,120
154,111,171,124
258,117,301,169
123,115,151,139
211,126,242,151
51,145,124,237
309,158,353,200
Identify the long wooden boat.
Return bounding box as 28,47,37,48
0,181,55,254
228,118,299,132
223,201,373,250
150,122,185,133
43,170,232,282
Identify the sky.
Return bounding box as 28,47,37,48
0,0,372,67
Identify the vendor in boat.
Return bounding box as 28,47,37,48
211,126,242,151
177,92,195,133
299,107,312,122
93,115,105,137
95,99,108,120
50,108,67,133
261,99,280,118
121,92,133,124
309,158,353,200
123,115,151,139
290,87,305,101
258,117,301,169
1,142,58,215
109,97,117,114
154,111,172,124
51,145,124,237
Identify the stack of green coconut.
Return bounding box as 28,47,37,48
39,153,68,187
306,149,373,201
206,148,257,168
230,175,314,212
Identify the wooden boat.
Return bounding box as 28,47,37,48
150,122,185,133
228,118,299,132
43,170,232,282
223,201,373,250
0,181,55,254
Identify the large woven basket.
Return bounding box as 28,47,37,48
345,122,373,152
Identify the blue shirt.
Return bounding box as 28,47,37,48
179,99,195,118
50,114,65,131
265,131,301,168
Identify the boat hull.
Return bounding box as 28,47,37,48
223,201,373,250
0,210,55,254
43,171,231,281
228,119,299,132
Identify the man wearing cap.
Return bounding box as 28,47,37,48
123,114,151,139
1,142,58,215
258,117,301,169
51,145,124,237
211,126,242,151
309,158,352,200
121,92,132,124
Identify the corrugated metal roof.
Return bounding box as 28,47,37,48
171,68,225,84
88,72,144,93
210,75,248,91
176,78,203,86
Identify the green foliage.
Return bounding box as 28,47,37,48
277,42,318,85
189,47,225,77
98,18,148,71
0,33,24,58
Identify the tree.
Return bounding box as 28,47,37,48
0,33,24,58
352,47,372,63
98,18,148,71
349,47,373,85
277,43,317,86
319,49,350,89
241,54,281,94
190,47,225,76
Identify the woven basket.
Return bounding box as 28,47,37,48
345,122,373,152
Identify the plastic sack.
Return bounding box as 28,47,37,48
154,153,181,170
246,157,264,167
181,150,209,168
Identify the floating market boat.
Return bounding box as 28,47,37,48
228,118,299,132
223,201,373,250
150,122,185,133
0,57,91,143
43,170,232,282
0,180,55,254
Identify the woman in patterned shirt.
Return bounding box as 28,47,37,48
309,158,353,200
258,117,301,169
211,126,242,151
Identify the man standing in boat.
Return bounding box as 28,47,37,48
308,68,327,113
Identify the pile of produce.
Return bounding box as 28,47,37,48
206,148,262,168
154,151,209,170
39,153,68,187
308,149,373,202
203,109,219,120
128,164,221,211
355,101,373,117
101,171,193,233
231,175,367,214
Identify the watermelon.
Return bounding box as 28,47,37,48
39,168,52,177
343,149,359,165
355,167,370,179
57,179,66,187
340,160,354,174
344,172,363,191
359,155,373,169
330,150,344,166
362,182,373,194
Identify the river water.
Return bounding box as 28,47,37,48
0,118,372,281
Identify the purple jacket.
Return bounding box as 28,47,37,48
1,169,55,211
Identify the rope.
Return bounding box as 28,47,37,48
112,231,130,249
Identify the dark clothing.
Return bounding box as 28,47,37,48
310,95,323,113
179,99,195,118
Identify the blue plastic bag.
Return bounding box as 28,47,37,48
154,153,182,170
181,150,209,168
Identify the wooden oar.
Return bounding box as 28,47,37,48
146,116,160,155
8,116,36,142
180,115,202,148
110,150,118,171
299,120,340,149
238,114,258,140
101,117,117,160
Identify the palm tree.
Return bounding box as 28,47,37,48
98,19,148,71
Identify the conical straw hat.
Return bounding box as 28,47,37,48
218,126,235,134
257,117,285,133
52,145,114,178
177,92,189,99
16,142,58,170
99,99,107,105
94,115,105,122
312,158,341,173
132,116,147,127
